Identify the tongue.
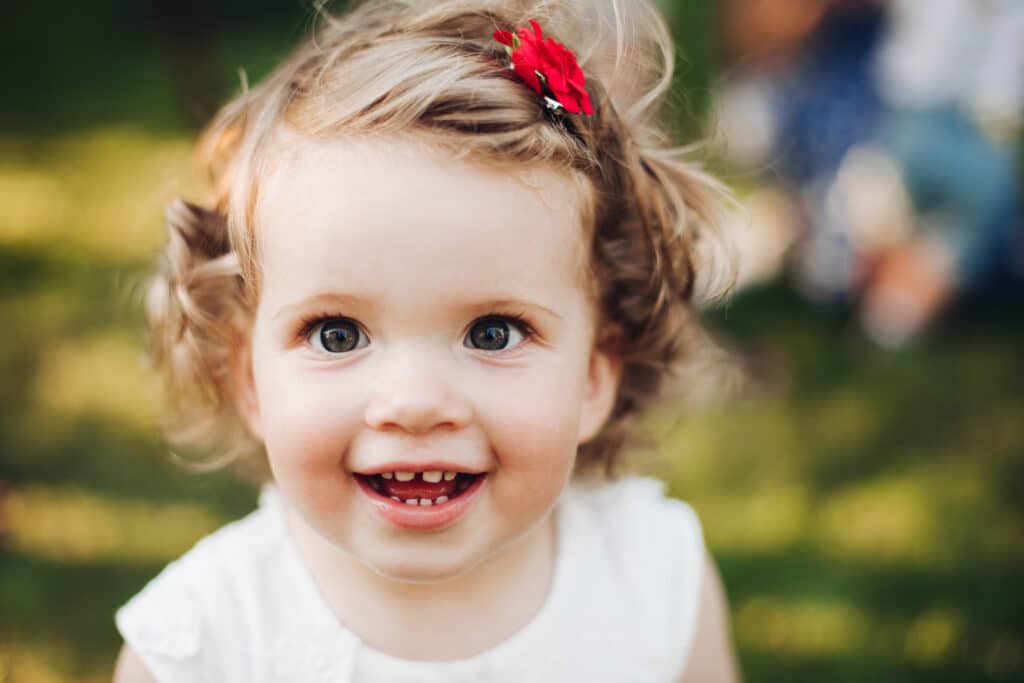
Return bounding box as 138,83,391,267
381,478,459,499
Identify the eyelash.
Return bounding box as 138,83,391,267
294,311,538,349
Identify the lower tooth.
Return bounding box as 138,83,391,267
405,499,418,506
435,496,448,504
391,496,401,501
420,498,432,506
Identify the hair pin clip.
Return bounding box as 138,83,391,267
493,19,594,116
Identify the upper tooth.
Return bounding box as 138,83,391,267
422,471,442,483
395,471,415,482
380,472,394,479
443,471,457,481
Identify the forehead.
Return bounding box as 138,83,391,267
253,136,590,311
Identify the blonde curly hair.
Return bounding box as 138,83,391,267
146,0,734,477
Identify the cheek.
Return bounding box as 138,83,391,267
472,362,586,476
256,363,359,477
257,372,362,523
488,402,576,533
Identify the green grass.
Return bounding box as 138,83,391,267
650,286,1024,682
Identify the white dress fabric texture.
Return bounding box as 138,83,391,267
116,476,705,683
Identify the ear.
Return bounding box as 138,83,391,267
577,349,622,444
230,329,264,441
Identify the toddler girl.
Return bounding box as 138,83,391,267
114,1,740,680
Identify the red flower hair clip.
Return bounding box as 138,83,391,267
493,19,594,115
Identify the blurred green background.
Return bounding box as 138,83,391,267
1,1,1021,681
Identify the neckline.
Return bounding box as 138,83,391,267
266,485,578,675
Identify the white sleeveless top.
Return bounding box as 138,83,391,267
116,476,705,682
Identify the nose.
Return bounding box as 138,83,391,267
363,354,474,434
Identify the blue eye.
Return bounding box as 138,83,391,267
310,318,368,354
465,317,526,351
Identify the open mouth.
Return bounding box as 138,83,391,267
355,471,483,506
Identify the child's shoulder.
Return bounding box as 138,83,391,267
564,474,703,556
121,486,287,597
114,487,307,681
560,475,706,650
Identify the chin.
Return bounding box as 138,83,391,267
363,543,488,584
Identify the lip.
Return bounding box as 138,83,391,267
355,472,487,531
355,462,484,476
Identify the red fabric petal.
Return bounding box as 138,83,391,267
538,37,581,112
563,58,592,114
528,18,543,40
540,39,568,90
492,29,514,47
511,42,543,95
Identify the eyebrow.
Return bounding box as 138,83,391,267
466,299,564,321
272,293,370,322
273,294,564,322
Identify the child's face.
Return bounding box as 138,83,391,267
241,137,618,582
